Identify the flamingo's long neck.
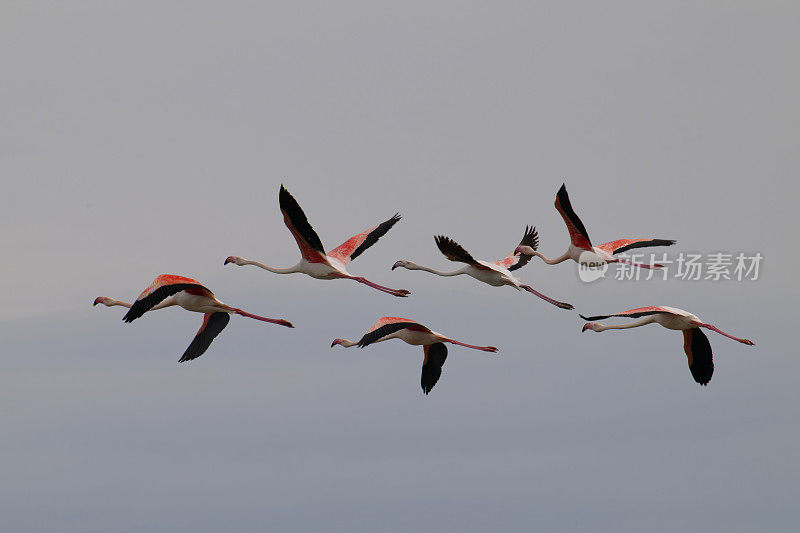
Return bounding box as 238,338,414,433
107,299,133,308
532,250,570,265
405,263,466,277
330,338,359,348
107,299,173,311
444,338,497,352
595,316,657,331
240,259,301,274
98,298,174,313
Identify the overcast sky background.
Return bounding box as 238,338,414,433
2,2,799,531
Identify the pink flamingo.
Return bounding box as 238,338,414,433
581,306,755,385
331,317,498,394
225,185,409,297
94,274,293,362
516,184,675,270
392,227,573,309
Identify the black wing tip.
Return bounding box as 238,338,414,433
521,225,539,247
179,349,202,362
434,235,459,253
420,343,446,395
556,184,572,206
612,238,678,255
691,370,713,386
689,328,713,385
122,310,140,323
278,184,295,205
579,314,609,321
434,235,460,249
647,238,677,246
347,214,402,261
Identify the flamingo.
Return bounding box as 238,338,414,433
225,185,409,297
580,306,755,385
515,184,675,270
93,274,293,362
331,317,498,394
392,227,573,309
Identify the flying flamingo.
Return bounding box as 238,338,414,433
515,184,675,270
331,317,499,395
93,274,293,362
225,185,409,297
580,306,755,385
392,227,573,309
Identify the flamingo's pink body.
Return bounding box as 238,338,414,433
225,185,409,297
94,274,292,362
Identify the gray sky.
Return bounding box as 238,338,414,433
2,2,798,531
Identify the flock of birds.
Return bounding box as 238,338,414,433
94,184,755,394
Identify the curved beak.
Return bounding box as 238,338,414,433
93,297,104,306
581,324,591,332
224,256,235,265
391,261,402,270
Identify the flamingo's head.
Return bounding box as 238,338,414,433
224,256,244,266
331,338,346,348
515,245,536,256
582,323,602,333
392,260,411,270
93,296,113,307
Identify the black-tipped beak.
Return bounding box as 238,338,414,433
93,297,103,306
224,257,233,265
330,341,336,347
